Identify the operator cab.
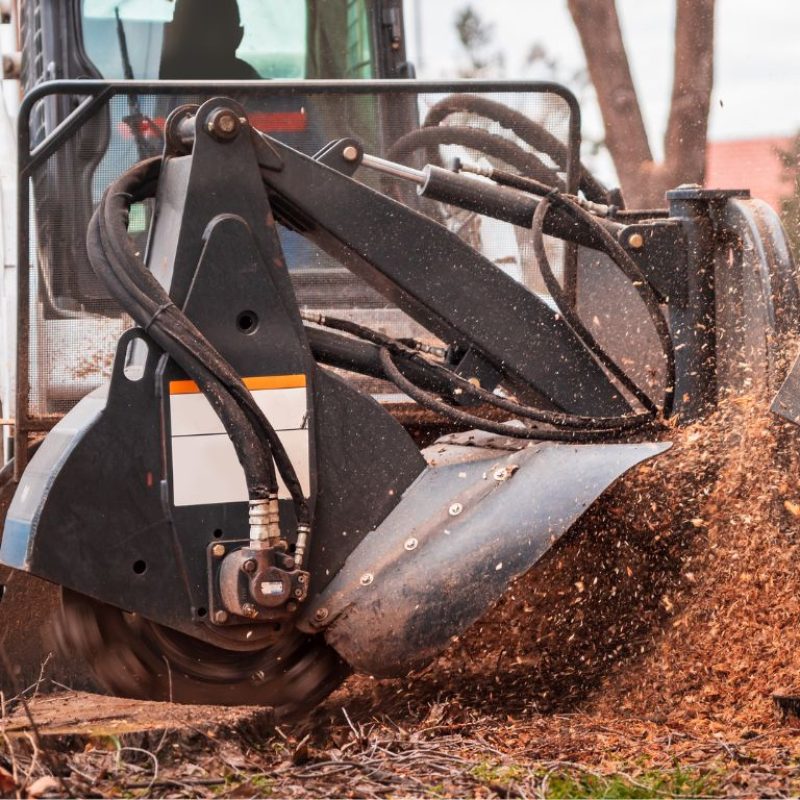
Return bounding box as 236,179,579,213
24,0,413,316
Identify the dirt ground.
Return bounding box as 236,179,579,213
4,393,800,797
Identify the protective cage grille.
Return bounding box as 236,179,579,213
19,79,581,422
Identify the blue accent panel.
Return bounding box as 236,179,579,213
0,390,107,573
0,518,34,569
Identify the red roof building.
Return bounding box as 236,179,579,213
705,136,795,211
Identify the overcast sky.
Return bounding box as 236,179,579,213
404,0,800,158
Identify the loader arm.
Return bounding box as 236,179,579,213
249,133,631,417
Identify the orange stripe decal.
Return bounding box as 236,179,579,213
169,374,307,395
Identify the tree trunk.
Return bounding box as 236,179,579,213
568,0,715,209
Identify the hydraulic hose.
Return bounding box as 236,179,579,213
358,145,674,425
306,312,653,434
530,195,675,417
420,94,610,204
388,125,565,192
86,157,311,531
378,347,649,442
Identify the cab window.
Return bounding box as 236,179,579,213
80,0,374,80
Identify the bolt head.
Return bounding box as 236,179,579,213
404,537,418,551
342,144,359,162
627,232,645,250
242,558,257,573
241,603,259,618
212,543,226,558
213,610,228,624
206,108,241,141
360,572,374,586
314,607,329,622
449,502,463,516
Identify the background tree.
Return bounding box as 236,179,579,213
453,6,503,78
453,1,715,208
568,0,716,207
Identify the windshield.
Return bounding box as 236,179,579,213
80,0,375,80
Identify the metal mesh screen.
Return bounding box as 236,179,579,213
23,82,579,417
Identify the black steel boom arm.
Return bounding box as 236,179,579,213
250,130,630,417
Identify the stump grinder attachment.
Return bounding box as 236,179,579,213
1,91,797,717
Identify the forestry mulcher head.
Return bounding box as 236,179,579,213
1,83,797,717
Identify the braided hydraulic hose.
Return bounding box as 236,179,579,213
530,194,675,417
305,311,654,435
378,347,650,442
86,157,311,529
421,93,610,202
387,125,565,191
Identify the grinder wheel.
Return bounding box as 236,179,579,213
56,589,349,719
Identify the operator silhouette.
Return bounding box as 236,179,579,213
159,0,260,80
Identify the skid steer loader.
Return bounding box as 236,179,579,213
1,0,799,717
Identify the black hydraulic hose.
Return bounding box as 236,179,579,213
87,157,310,524
418,354,653,432
532,195,675,417
422,94,610,203
89,172,279,500
90,209,278,504
302,311,397,350
308,312,653,433
378,347,641,442
455,164,673,411
305,325,462,397
387,125,565,192
531,202,658,414
453,158,672,416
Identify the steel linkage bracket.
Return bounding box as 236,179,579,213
617,219,690,305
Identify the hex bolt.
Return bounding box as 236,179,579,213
314,607,329,622
242,603,258,618
206,108,240,141
342,144,359,162
211,543,226,558
495,466,516,482
297,574,307,584
404,537,418,551
294,588,303,598
251,669,265,683
449,502,463,516
213,610,228,624
360,572,374,586
627,232,645,250
242,558,257,573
